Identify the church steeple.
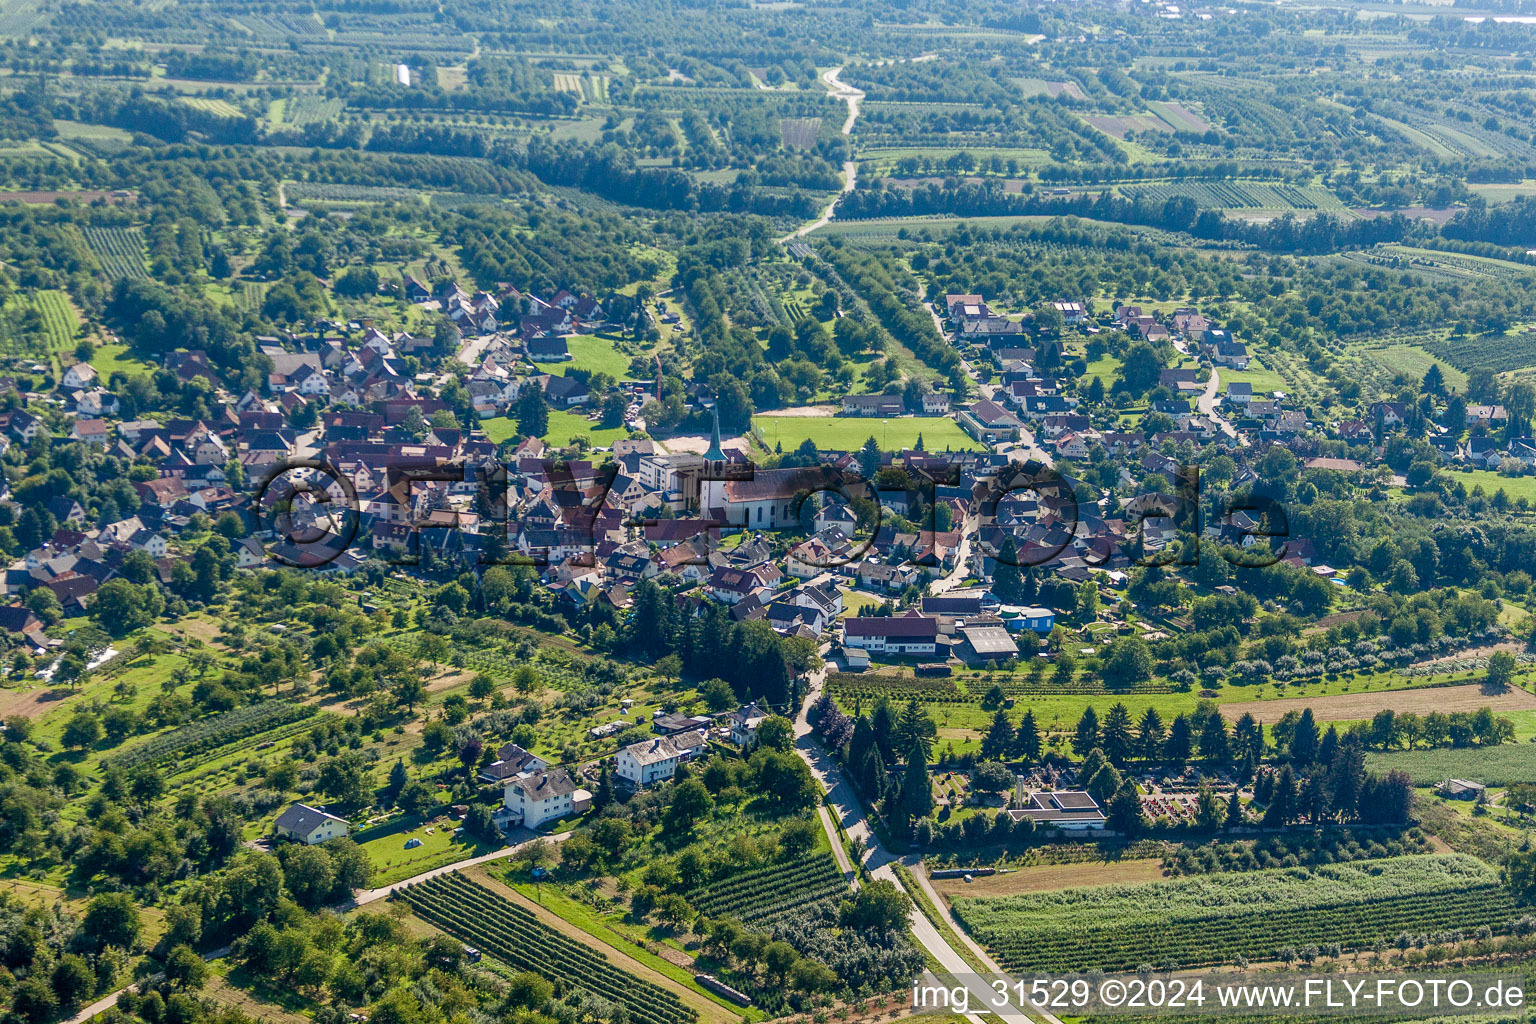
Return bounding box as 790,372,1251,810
704,404,726,463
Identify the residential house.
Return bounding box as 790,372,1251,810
728,702,768,746
503,768,583,828
478,743,548,784
617,735,687,787
273,803,350,844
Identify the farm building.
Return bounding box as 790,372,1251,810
962,624,1018,660
1438,778,1486,800
842,613,939,656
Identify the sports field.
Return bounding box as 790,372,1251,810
753,415,979,452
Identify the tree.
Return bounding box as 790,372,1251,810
992,538,1025,602
1013,709,1042,763
164,944,209,990
1487,650,1516,691
384,759,409,805
700,677,736,712
1195,785,1226,830
1103,637,1153,688
898,740,933,826
1290,709,1320,766
1106,780,1145,835
1263,766,1299,826
756,715,795,752
1504,848,1536,907
517,381,549,437
82,892,141,951
841,879,912,932
63,712,102,750
893,699,936,761
1226,788,1245,828
980,709,1014,761
398,780,438,819
1087,762,1123,805
1100,703,1134,766
506,972,554,1010
1136,707,1165,761
12,978,56,1024
91,579,165,636
1073,706,1100,757
665,778,714,833
51,954,95,1006
1164,714,1193,765
971,761,1015,795
1200,714,1230,762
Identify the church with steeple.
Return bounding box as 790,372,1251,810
700,406,728,517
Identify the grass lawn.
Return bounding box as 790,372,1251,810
839,589,885,618
1082,353,1121,382
354,814,491,887
1219,355,1287,396
535,334,633,379
482,410,629,449
91,342,155,381
752,415,979,452
1444,469,1536,502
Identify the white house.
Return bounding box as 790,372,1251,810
728,702,768,746
617,735,688,787
503,768,582,829
273,803,350,844
62,362,98,390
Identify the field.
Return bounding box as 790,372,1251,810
1083,113,1173,140
535,334,633,378
1121,180,1347,212
1012,78,1087,101
1365,743,1536,785
396,873,700,1024
1441,469,1536,503
952,854,1520,973
84,226,150,280
482,409,629,448
780,118,821,149
181,96,245,119
1357,341,1468,393
1148,100,1211,133
107,700,318,771
1219,682,1536,727
685,851,847,926
270,95,343,126
752,415,979,452
26,289,80,356
931,858,1168,898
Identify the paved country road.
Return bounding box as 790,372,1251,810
793,668,1061,1024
